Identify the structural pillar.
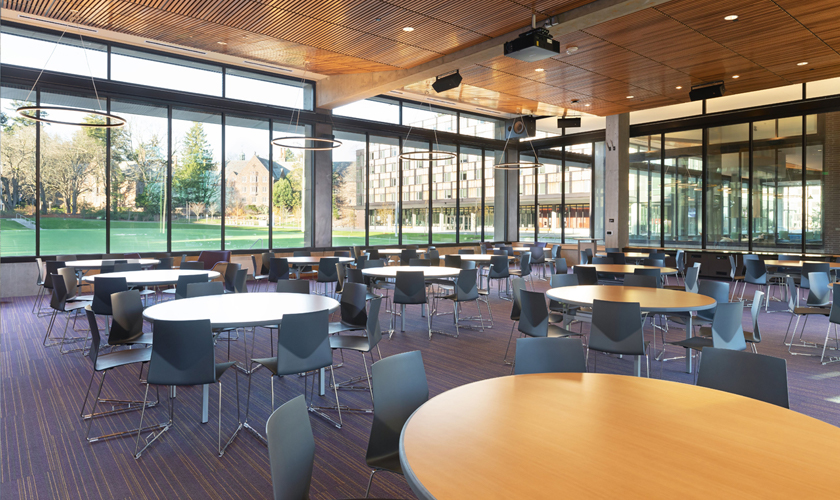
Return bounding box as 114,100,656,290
605,113,629,250
312,109,333,248
498,147,518,242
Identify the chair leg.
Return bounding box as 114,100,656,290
365,469,379,498
133,384,173,458
503,322,517,365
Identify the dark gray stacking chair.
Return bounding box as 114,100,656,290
81,307,155,443
697,347,789,408
329,282,367,335
589,299,649,377
108,290,154,347
633,267,662,288
330,297,383,408
43,272,90,349
514,337,587,375
529,245,547,279
186,281,224,298
163,273,209,300
742,259,768,305
316,257,340,296
365,350,428,498
399,249,418,266
668,301,746,380
550,257,568,275
135,319,239,458
579,250,590,265
573,265,598,286
266,396,315,500
114,263,142,272
268,257,291,282
458,248,475,255
223,262,242,293
607,252,627,265
252,255,269,291
155,257,174,270
91,276,128,317
334,250,350,257
443,254,462,268
276,279,311,294
503,278,526,365
435,268,483,337
510,252,532,289
820,298,840,365
409,258,431,267
506,289,581,367
624,274,658,288
392,271,430,339
700,291,763,353
233,269,248,293
179,260,205,270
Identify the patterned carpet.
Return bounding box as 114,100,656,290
2,275,840,499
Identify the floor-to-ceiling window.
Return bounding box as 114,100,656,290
223,116,270,251
663,130,703,249
0,86,37,257
458,146,482,243
368,135,400,246
564,143,593,243
519,154,536,242
538,152,562,244
332,131,367,247
484,150,499,240
629,135,662,247
431,144,457,244
270,123,309,249
401,139,429,245
706,124,749,250
593,141,606,241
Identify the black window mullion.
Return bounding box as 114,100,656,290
220,113,226,250
660,133,665,249
35,89,41,257
268,119,274,249
398,136,403,246
480,149,485,242
561,147,566,244
105,97,111,253
747,123,754,253
455,143,460,244
166,105,173,253
365,133,370,247
801,114,807,255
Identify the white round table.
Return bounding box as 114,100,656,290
361,266,461,279
65,258,160,269
284,256,354,266
82,269,220,287
494,246,530,253
438,254,512,262
376,248,428,256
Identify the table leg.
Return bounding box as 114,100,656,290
202,385,209,423
685,315,693,374
320,368,325,396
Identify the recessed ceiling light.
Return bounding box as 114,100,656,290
675,86,682,90
797,61,808,66
584,104,590,107
566,46,579,55
535,68,545,72
724,15,738,21
732,75,739,79
217,41,227,45
403,26,414,32
626,95,634,99
375,17,382,21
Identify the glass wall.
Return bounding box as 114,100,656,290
593,141,606,241
271,123,309,249
332,131,367,247
485,150,499,240
368,135,400,246
403,103,457,132
564,143,593,243
109,100,168,254
706,124,749,250
629,135,662,247
459,147,483,243
432,144,457,245
401,140,430,245
519,155,536,242
0,86,37,256
224,116,270,251
663,130,703,248
538,152,562,244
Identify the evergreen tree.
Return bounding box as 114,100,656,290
173,122,218,212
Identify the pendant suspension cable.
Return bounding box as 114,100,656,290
272,60,341,150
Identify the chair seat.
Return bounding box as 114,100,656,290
328,321,365,335
254,274,268,280
668,336,713,351
548,311,564,324
71,294,95,302
662,285,684,291
669,314,711,326
794,306,830,315
744,330,760,343
215,362,236,381
509,270,528,277
94,346,152,371
329,335,370,352
367,452,402,475
161,289,176,295
110,331,154,346
365,292,383,301
64,300,92,312
547,324,583,338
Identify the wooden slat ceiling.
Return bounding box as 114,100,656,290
5,0,840,117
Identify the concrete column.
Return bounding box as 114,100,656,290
605,113,630,249
312,110,333,248
823,111,840,254
496,147,518,241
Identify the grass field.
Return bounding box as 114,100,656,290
0,218,469,256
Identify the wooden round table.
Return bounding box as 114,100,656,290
578,264,678,275
82,269,220,287
764,260,840,269
65,258,160,269
547,285,715,372
400,373,840,499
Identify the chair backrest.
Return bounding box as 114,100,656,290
550,273,579,288
642,258,665,268
367,248,381,260
684,266,700,293
518,290,549,338
778,254,799,262
514,337,587,375
697,347,789,408
709,300,746,351
696,280,730,322
58,267,80,299
829,296,840,327
293,250,310,257
589,299,645,356
801,263,830,289
85,307,104,367
174,273,210,300
633,267,662,288
399,249,418,266
424,250,440,265
591,257,613,264
624,274,658,288
785,277,798,313
180,261,205,270
742,254,759,274
335,262,347,293
579,250,589,265
223,262,242,292
573,266,598,286
409,258,431,267
675,250,685,272
186,281,224,298
393,271,427,305
493,249,508,256
316,258,339,282
488,255,509,278
806,271,831,307
607,252,626,265
749,290,764,342
459,260,476,270
454,269,479,301
148,319,217,386
276,280,311,294
352,246,364,261
49,273,69,312
346,268,365,284
156,257,174,270
109,290,145,344
114,263,142,272
552,257,568,274
584,248,593,259
260,252,274,275
233,269,248,293
266,395,315,500
744,259,767,285
605,247,620,253
269,258,291,282
35,257,44,284
197,250,231,270
275,310,332,376
480,242,489,254
509,277,526,321
648,252,666,260
99,260,117,275
529,246,545,263
366,351,428,469
91,276,128,315
444,254,462,268
458,248,475,255
333,251,350,257
339,282,368,327
518,252,531,276
728,255,737,279
550,245,560,259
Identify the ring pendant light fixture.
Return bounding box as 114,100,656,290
16,11,126,128
397,93,457,163
494,115,543,170
271,62,342,151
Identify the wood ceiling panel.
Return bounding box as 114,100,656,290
774,0,840,49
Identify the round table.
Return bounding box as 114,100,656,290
578,264,679,275
547,285,715,372
376,248,428,256
595,251,650,259
764,260,840,269
361,266,461,279
65,258,160,269
494,246,530,253
400,373,840,499
438,254,512,262
284,256,354,278
82,269,220,287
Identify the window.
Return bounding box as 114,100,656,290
402,102,457,132
368,135,400,246
485,150,499,241
663,130,703,249
272,122,310,249
459,113,503,139
109,100,169,254
334,98,400,124
224,115,269,250
593,142,606,241
706,124,749,250
225,68,311,110
1,85,37,256
111,47,223,97
332,131,367,247
0,26,107,79
459,147,482,243
402,140,430,245
432,144,457,244
519,154,535,242
539,153,562,244
629,135,663,247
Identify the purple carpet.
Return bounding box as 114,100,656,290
2,276,839,499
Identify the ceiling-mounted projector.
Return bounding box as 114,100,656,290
432,70,463,93
689,81,726,101
504,27,559,62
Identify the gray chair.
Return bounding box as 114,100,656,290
605,247,620,253
91,276,128,317
114,263,142,272
742,259,768,306
315,257,340,296
399,249,418,266
252,254,269,291
409,258,431,267
43,272,90,349
550,257,568,275
548,273,584,326
487,254,512,299
579,250,590,265
276,280,311,294
648,252,666,260
588,299,649,377
365,350,428,498
334,250,350,257
786,273,832,355
335,262,348,295
633,267,662,288
248,310,342,430
268,258,291,282
674,250,685,283
506,289,582,369
443,254,462,268
669,280,730,335
607,252,626,265
700,291,763,353
135,319,239,458
820,298,840,365
697,347,789,408
424,249,440,266
783,276,829,353
330,297,383,407
573,266,598,286
81,307,154,443
329,282,367,335
155,257,174,270
233,269,248,293
179,260,205,270
666,265,699,293
186,281,225,298
222,263,242,293
108,290,154,347
729,255,745,300
668,301,746,379
435,268,483,337
265,395,315,500
799,262,830,292
642,258,665,268
591,257,613,264
509,252,532,288
458,248,475,255
529,245,547,279
392,271,430,339
503,278,526,364
514,337,587,375
624,274,658,288
163,273,209,300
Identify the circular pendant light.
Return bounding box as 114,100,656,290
271,136,342,151
494,161,543,170
494,115,543,170
15,11,126,128
398,150,457,162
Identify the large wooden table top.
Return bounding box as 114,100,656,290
764,260,840,269
547,285,715,313
578,263,679,275
400,373,840,499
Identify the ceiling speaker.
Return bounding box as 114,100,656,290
432,71,463,93
689,81,726,101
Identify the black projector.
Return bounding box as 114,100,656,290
504,28,560,62
689,81,726,101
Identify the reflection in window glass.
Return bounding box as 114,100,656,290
171,109,222,252
112,47,222,97
224,116,270,250
706,124,749,250
39,92,107,255
459,147,482,243
752,118,802,252
368,136,400,246
225,69,311,110
519,154,536,243
664,131,703,249
109,100,168,253
485,150,499,241
564,143,593,243
593,142,606,242
805,113,834,252
271,123,309,249
0,27,107,79
332,131,367,247
629,135,662,248
538,152,562,244
432,144,457,245
334,98,400,123
1,86,37,256
402,103,457,132
459,113,503,139
402,140,430,245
